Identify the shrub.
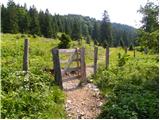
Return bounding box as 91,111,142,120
129,44,134,50
58,33,71,49
117,53,129,67
94,56,159,119
1,71,66,119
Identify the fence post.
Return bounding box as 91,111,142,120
52,48,63,89
106,46,109,68
76,48,80,76
125,47,127,54
23,38,29,71
80,47,86,82
94,46,98,74
134,48,136,57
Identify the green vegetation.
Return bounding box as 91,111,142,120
137,1,159,53
1,0,137,48
1,0,159,119
1,34,66,118
100,10,112,47
1,33,108,118
93,53,158,119
58,33,71,49
92,2,159,118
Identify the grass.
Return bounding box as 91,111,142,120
2,33,153,118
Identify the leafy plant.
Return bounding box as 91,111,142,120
58,33,71,49
94,56,159,119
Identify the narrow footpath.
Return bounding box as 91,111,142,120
63,67,105,119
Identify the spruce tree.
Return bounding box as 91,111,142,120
39,10,46,36
100,10,112,47
92,22,100,45
100,10,112,67
16,4,29,33
1,4,7,33
6,0,19,33
71,21,81,41
29,5,40,35
44,9,53,38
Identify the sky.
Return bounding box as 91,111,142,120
1,0,159,28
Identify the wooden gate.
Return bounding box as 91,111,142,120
52,47,86,89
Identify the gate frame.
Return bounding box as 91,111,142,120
52,47,86,89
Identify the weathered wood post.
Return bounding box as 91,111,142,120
23,38,29,71
52,48,63,89
94,46,98,74
134,48,136,57
80,47,86,82
125,47,127,54
106,46,109,68
76,48,80,76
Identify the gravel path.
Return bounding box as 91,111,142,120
63,67,105,119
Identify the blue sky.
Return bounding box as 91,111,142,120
1,0,158,28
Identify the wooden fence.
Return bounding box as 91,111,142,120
21,38,118,89
52,47,88,89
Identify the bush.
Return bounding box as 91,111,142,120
94,56,159,119
129,44,134,50
117,53,129,67
135,46,145,52
1,34,66,118
58,33,71,49
1,71,66,119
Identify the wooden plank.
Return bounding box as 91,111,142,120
23,38,29,71
61,67,80,76
59,48,80,53
60,60,69,64
62,51,76,76
106,46,109,68
52,48,63,89
80,47,86,81
87,65,94,67
63,75,81,82
94,46,98,74
60,58,80,64
65,67,80,73
73,58,81,62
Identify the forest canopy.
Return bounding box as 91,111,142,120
1,0,137,47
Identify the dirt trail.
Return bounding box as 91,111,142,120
63,67,105,119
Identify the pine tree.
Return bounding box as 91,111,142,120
100,10,112,68
6,0,19,33
44,9,53,38
51,16,58,38
1,4,7,33
82,24,89,38
64,18,72,36
16,4,29,33
122,31,128,47
92,22,100,45
39,10,46,36
71,21,81,41
100,10,112,47
29,5,40,35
